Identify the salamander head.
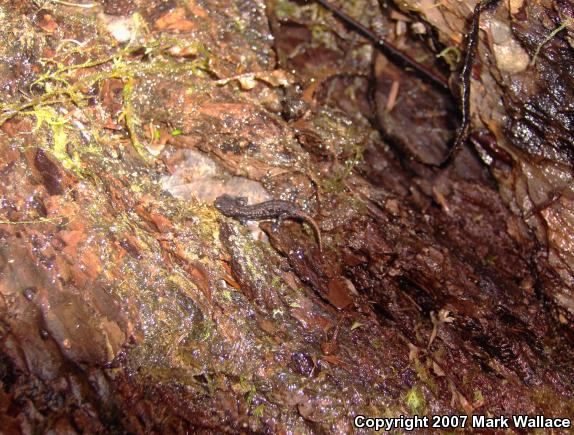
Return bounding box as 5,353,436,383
214,194,248,214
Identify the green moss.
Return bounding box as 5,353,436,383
531,18,573,65
220,289,233,302
483,254,497,266
437,46,462,70
404,386,426,415
413,358,437,394
23,106,83,174
0,216,63,225
271,275,282,288
119,76,147,160
253,403,265,417
1,36,211,165
473,389,484,404
274,0,300,20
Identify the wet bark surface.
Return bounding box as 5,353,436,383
0,0,573,433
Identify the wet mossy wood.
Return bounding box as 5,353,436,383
0,0,573,433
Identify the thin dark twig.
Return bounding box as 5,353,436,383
312,0,449,91
312,0,502,167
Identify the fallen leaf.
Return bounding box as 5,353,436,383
326,277,353,309
38,14,58,33
155,8,196,32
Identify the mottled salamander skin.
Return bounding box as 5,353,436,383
214,194,322,252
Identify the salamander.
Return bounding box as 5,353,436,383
214,194,322,252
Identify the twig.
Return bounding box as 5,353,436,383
0,216,62,225
312,0,449,91
48,0,96,8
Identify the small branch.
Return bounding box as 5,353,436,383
312,0,449,91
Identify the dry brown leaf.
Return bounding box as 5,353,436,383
155,8,196,32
